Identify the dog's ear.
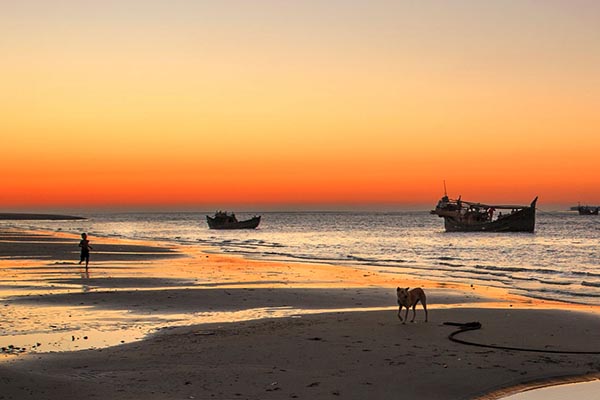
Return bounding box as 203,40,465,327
405,287,409,291
396,287,400,291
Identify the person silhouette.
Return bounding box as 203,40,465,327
78,233,93,271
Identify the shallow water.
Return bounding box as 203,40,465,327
5,210,599,305
502,379,600,400
1,289,395,358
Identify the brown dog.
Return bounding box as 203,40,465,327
396,287,428,323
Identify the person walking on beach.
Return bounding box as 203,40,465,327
78,233,93,271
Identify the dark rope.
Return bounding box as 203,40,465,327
443,322,600,354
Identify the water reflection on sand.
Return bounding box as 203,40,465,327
1,300,394,358
0,245,406,358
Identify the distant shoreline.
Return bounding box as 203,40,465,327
0,213,85,220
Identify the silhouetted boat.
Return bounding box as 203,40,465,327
206,212,261,229
577,205,599,215
431,195,538,232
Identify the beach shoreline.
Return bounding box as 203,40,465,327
1,227,599,399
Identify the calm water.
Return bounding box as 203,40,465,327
5,210,600,305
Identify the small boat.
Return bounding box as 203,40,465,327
206,211,261,229
431,195,538,232
577,205,599,215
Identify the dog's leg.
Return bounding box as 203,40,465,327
411,303,417,322
404,307,409,324
397,305,403,321
420,293,428,322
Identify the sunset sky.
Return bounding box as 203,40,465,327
2,1,599,210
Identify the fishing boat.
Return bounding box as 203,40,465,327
431,195,538,232
577,205,599,215
206,211,261,229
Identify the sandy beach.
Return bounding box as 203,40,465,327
1,228,599,399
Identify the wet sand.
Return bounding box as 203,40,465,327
0,228,599,399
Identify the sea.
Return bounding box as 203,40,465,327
5,210,600,306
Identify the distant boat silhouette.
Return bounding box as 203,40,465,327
431,195,537,232
576,205,599,215
206,211,261,229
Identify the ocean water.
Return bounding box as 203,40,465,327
5,210,600,305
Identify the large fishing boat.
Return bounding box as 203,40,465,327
206,211,261,229
431,195,538,232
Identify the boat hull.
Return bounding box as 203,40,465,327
206,215,261,230
442,206,536,232
434,198,537,233
577,207,599,215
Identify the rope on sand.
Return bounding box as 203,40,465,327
443,322,600,354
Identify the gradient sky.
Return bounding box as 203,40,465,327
2,0,599,210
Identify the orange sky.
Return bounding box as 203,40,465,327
2,1,599,210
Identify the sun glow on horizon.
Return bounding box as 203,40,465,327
2,1,600,209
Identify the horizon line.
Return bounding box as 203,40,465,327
0,201,581,214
